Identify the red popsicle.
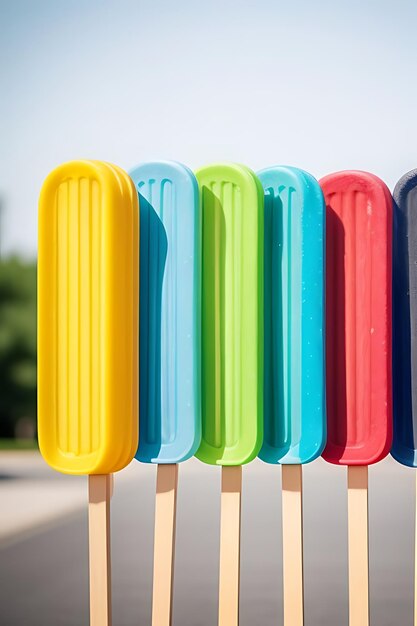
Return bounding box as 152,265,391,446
322,170,392,466
320,170,392,626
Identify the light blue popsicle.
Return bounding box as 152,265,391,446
258,166,326,464
130,161,201,464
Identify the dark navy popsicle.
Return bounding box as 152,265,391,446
392,169,417,467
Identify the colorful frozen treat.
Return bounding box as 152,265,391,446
129,161,201,625
38,159,139,624
320,170,392,626
196,163,264,466
391,168,417,626
392,169,417,467
195,162,263,626
129,161,201,464
321,171,392,465
258,166,326,464
38,160,139,475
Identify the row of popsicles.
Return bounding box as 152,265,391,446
37,160,417,475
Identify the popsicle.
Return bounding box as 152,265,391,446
392,169,417,466
258,165,326,625
129,161,201,626
196,163,264,626
321,170,392,626
38,160,139,626
391,168,417,625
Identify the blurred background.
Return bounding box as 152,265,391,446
1,0,417,624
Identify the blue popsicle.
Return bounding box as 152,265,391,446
130,161,201,464
392,169,417,467
258,166,326,464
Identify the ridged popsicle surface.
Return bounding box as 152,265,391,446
258,166,326,464
321,171,392,465
196,164,264,466
38,161,139,475
130,162,201,463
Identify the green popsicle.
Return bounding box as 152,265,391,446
195,163,264,626
196,163,264,466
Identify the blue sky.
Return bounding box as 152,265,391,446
1,0,417,256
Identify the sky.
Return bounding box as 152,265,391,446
1,0,417,257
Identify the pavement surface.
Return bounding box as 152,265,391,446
0,452,415,625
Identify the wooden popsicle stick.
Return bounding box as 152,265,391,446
347,465,369,626
152,463,179,626
88,473,112,626
218,465,242,626
415,471,417,626
282,464,304,626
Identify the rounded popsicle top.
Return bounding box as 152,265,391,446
38,160,139,475
130,160,199,193
321,170,392,465
258,166,326,464
196,163,264,466
130,161,201,464
392,169,417,467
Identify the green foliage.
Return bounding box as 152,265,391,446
0,438,38,450
0,256,36,437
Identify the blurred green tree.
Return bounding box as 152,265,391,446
0,257,36,438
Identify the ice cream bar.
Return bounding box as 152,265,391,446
392,169,417,467
38,160,139,475
258,166,326,464
196,163,264,465
129,161,201,463
321,171,392,465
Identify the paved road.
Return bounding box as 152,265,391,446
0,456,414,625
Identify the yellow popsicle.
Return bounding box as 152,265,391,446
38,160,139,475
